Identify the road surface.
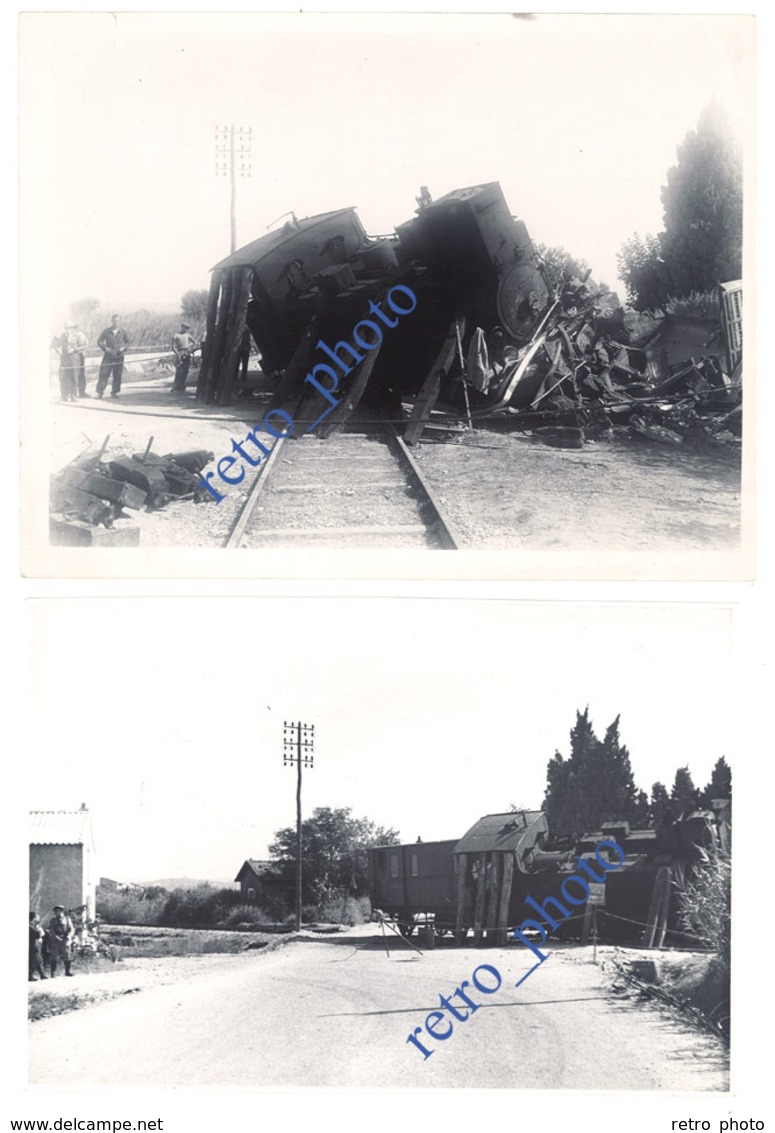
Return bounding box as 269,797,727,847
29,926,728,1089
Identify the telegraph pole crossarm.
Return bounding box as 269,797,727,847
283,720,315,932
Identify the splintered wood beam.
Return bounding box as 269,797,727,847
203,271,234,404
655,866,673,948
269,310,321,415
484,852,501,943
473,853,488,947
404,318,460,446
496,851,514,946
196,271,223,401
316,339,383,439
455,853,468,946
641,866,670,948
218,267,254,406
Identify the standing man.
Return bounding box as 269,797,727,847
52,323,88,402
96,313,130,399
29,912,47,981
170,321,199,393
68,323,88,397
47,904,75,977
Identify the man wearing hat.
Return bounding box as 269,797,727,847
170,321,199,393
52,323,88,402
47,905,75,977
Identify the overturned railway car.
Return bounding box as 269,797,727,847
368,806,729,948
195,182,558,425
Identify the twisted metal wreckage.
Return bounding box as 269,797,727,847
50,182,743,538
368,801,731,950
197,180,742,448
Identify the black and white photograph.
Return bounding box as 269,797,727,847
8,5,771,1133
19,12,754,578
24,598,740,1092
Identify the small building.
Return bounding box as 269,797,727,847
234,859,293,903
29,804,96,919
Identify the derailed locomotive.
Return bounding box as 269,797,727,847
196,182,643,427
368,804,730,947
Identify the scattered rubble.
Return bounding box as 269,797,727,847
490,276,743,451
50,436,215,545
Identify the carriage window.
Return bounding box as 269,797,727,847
410,853,419,877
390,853,399,879
247,887,255,901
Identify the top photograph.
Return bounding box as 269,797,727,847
20,12,755,580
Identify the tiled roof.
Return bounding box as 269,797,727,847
234,858,286,883
30,808,94,849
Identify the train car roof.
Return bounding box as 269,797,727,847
454,810,545,855
211,208,359,271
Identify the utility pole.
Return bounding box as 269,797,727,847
283,721,315,932
214,125,252,253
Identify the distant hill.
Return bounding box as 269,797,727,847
134,877,237,891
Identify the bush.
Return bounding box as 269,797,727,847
97,891,167,926
221,904,264,929
314,891,371,926
665,290,721,320
677,845,731,971
158,885,245,929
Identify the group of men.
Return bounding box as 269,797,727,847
52,316,201,401
52,313,130,403
28,905,76,980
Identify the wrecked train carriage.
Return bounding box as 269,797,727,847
368,807,729,947
195,182,553,425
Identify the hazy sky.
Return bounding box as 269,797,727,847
27,597,737,883
21,12,753,317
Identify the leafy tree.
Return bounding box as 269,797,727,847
616,233,670,312
69,297,101,325
542,708,640,835
700,755,732,806
268,806,400,901
535,243,590,291
617,103,742,308
650,781,675,829
632,789,650,828
659,103,742,297
181,289,209,321
671,765,699,817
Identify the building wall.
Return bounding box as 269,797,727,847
29,844,91,918
238,871,262,900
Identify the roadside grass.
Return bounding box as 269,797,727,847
28,926,282,1022
610,948,729,1041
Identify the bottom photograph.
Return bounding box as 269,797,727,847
25,598,733,1091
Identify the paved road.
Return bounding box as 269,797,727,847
29,927,728,1089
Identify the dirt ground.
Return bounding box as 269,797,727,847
48,368,742,552
28,926,728,1090
412,426,741,551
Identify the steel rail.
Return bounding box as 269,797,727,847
222,422,463,551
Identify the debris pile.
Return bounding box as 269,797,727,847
473,275,743,449
50,436,215,545
191,179,743,451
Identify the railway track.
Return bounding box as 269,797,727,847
224,423,463,550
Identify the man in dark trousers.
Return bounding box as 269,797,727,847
170,321,199,393
52,323,88,401
96,314,130,398
29,912,47,981
47,905,74,977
